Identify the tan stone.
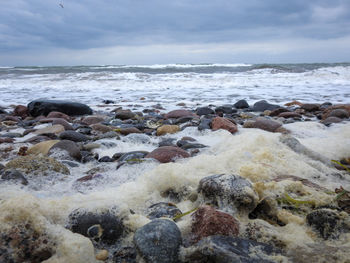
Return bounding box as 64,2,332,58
34,124,65,135
156,125,180,136
96,249,109,261
27,140,60,155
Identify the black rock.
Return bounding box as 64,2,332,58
59,130,89,142
67,209,124,244
103,99,115,104
113,246,137,263
234,99,249,109
99,156,114,162
301,103,320,112
215,105,233,114
198,118,212,131
175,116,196,124
252,100,280,112
118,151,149,162
1,169,28,185
184,235,280,263
81,151,99,163
147,202,182,219
115,110,135,120
196,107,214,116
27,100,92,117
177,140,207,150
133,219,182,263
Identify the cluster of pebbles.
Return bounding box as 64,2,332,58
0,99,350,262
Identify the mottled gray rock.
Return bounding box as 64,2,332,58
49,140,82,161
1,169,28,185
118,151,149,162
147,202,182,220
59,130,89,142
196,107,214,116
198,118,212,131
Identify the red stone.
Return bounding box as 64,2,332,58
211,117,238,133
278,112,302,118
145,146,190,163
82,116,105,125
164,109,196,119
119,127,141,135
46,111,71,121
191,206,240,243
13,105,28,118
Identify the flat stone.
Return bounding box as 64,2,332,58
59,130,89,142
243,117,282,132
145,146,190,163
34,124,65,135
26,140,60,155
211,117,238,133
156,125,180,136
165,109,196,119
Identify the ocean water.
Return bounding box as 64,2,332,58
0,63,350,262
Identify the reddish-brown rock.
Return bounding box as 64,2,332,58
278,112,302,118
191,206,240,243
91,123,113,133
284,100,303,106
321,105,350,120
243,117,282,132
13,105,28,119
47,111,71,121
164,109,196,119
119,127,142,135
82,116,105,125
0,138,14,144
211,117,238,133
145,146,190,163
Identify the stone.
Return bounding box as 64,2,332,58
198,118,212,131
249,197,286,226
67,209,124,245
5,155,70,175
252,100,280,112
52,118,74,130
47,111,71,121
82,116,105,125
49,140,82,161
118,127,142,135
183,235,280,263
99,156,114,162
24,135,51,144
284,100,302,106
243,117,282,132
90,124,111,135
328,109,349,119
34,124,65,135
26,140,60,155
147,202,182,220
59,130,89,142
164,109,196,119
1,169,28,185
145,146,190,163
322,116,343,126
113,246,137,263
278,112,301,118
13,105,28,118
0,137,14,144
123,133,151,144
191,206,240,243
196,107,214,116
215,105,234,114
177,140,207,150
211,117,238,133
118,151,149,162
301,103,320,112
234,99,249,109
27,100,93,117
198,174,259,213
156,125,180,136
115,110,135,120
133,219,182,263
96,250,109,261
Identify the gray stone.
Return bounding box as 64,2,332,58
234,99,249,109
252,100,280,112
59,130,89,142
1,169,28,185
147,202,182,220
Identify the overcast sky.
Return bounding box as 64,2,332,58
1,0,350,66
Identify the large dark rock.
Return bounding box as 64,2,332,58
49,140,82,161
234,99,249,109
59,130,89,142
147,202,182,220
183,235,280,263
252,100,280,112
27,100,92,117
196,107,214,116
198,118,212,131
133,219,182,263
198,174,258,213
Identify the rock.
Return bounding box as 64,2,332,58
24,135,51,144
273,175,327,191
165,109,196,119
118,127,142,135
183,235,280,263
118,151,149,162
115,110,135,120
59,130,89,142
26,140,60,155
211,117,238,133
285,100,302,106
252,100,280,112
322,116,343,125
156,125,180,136
0,137,14,144
49,140,82,161
47,111,71,121
198,174,258,213
90,123,112,133
249,197,286,226
96,249,109,261
67,209,124,245
145,146,190,163
0,132,22,138
198,118,212,131
278,112,301,118
123,133,151,144
177,140,207,150
6,155,70,175
99,156,114,162
159,138,176,147
196,107,214,116
328,109,349,119
133,219,182,263
1,169,28,185
191,206,239,243
306,209,349,240
75,126,92,135
27,100,93,117
13,105,28,118
243,117,282,132
34,124,65,135
113,247,137,263
215,105,234,114
52,118,74,130
301,103,320,112
82,116,105,125
147,202,182,220
234,99,249,109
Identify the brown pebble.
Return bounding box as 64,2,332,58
96,249,108,261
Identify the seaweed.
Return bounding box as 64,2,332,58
173,207,198,221
331,160,350,173
277,192,315,208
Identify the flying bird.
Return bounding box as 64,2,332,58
59,3,64,8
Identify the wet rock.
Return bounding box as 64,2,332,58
59,130,89,142
115,110,135,120
165,109,196,119
49,140,82,161
198,174,259,213
47,111,71,121
301,103,320,112
243,117,282,132
81,151,99,163
27,99,93,117
156,124,180,136
234,99,249,109
133,219,182,263
82,115,105,125
13,105,28,118
198,118,212,131
24,135,52,144
278,112,301,118
328,108,349,119
252,100,280,112
211,117,238,133
5,155,70,175
113,246,137,263
90,123,112,133
159,138,177,147
267,107,288,117
75,126,92,135
67,209,124,245
177,140,207,150
99,156,114,162
183,235,280,263
26,139,60,155
0,137,14,144
196,107,214,116
123,133,151,144
118,127,141,135
191,206,239,243
306,209,349,239
215,105,234,114
249,197,286,226
52,118,74,130
322,116,343,126
1,169,28,185
147,202,182,219
118,151,149,162
145,146,190,163
0,132,22,138
96,131,120,139
34,124,65,135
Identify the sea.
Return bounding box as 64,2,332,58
0,63,350,262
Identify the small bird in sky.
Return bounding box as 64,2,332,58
59,3,64,8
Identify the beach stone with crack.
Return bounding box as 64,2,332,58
67,209,124,245
211,117,238,133
133,219,182,263
198,174,259,213
243,117,282,132
252,100,280,112
59,130,89,142
191,206,240,244
27,99,93,117
49,140,82,161
145,146,190,163
196,107,214,116
183,235,280,263
156,124,180,136
165,109,196,119
234,99,249,109
147,202,182,219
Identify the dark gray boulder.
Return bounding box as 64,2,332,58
27,100,92,117
234,99,249,109
196,107,215,116
252,100,280,112
133,219,182,263
59,130,89,142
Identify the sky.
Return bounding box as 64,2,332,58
1,0,350,66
